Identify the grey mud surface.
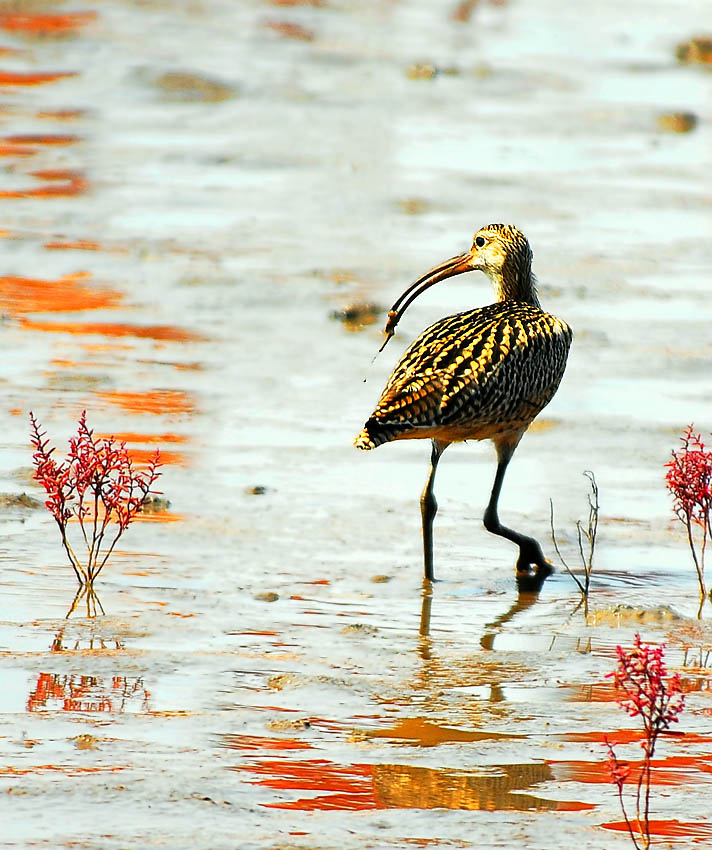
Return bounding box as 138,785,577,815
1,1,712,848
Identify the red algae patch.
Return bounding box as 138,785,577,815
0,274,122,315
0,168,87,197
97,390,196,415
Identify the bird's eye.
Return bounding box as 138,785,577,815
475,236,486,248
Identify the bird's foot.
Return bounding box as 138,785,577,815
514,538,554,593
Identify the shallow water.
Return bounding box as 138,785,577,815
1,1,712,848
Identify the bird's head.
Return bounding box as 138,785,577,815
467,224,533,284
379,223,536,352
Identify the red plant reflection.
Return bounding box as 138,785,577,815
28,672,150,713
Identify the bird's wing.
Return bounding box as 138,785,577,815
371,305,571,430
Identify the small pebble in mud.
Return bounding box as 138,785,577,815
147,70,237,103
676,37,712,65
254,591,279,602
657,111,698,133
397,198,430,215
245,485,269,495
406,62,438,80
330,302,383,332
325,269,357,285
72,734,99,750
406,63,460,80
267,717,311,731
0,493,43,510
370,574,391,583
341,623,378,636
265,21,315,41
267,673,298,690
452,0,479,22
140,494,171,513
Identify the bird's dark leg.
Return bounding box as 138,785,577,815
420,439,449,582
483,439,552,584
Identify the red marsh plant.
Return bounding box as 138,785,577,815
30,411,162,588
665,425,712,610
605,635,685,850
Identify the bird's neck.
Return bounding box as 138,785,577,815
490,262,541,308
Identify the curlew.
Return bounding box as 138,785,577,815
354,223,572,583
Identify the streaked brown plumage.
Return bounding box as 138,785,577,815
355,223,572,584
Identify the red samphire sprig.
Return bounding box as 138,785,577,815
665,425,712,605
29,410,162,585
605,635,685,850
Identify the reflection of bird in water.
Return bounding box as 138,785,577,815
355,224,572,584
371,761,559,812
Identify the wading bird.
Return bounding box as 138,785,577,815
354,224,572,583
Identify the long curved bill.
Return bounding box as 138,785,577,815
378,251,475,353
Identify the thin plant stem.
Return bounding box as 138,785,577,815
685,517,706,599
550,470,599,608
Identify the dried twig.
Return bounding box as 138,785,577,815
550,470,599,611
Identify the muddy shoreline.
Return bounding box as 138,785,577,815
2,1,712,848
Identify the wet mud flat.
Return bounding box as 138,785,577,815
1,0,712,848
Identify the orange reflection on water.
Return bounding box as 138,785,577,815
37,109,85,120
27,672,150,713
20,318,202,342
98,390,195,415
45,239,102,251
223,734,314,752
0,70,77,85
0,273,122,315
0,12,97,35
560,729,712,746
127,448,184,465
97,432,188,444
4,133,78,146
0,168,87,197
550,753,712,786
265,21,315,41
239,756,594,813
0,764,125,776
0,142,35,156
602,820,712,842
359,716,523,747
